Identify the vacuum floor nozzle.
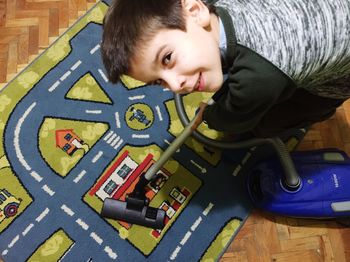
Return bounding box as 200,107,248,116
101,198,166,229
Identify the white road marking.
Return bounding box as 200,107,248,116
113,139,123,150
22,223,34,236
132,134,150,139
90,232,103,245
42,184,55,196
92,151,103,163
61,204,75,216
241,152,252,165
76,218,89,230
104,246,118,260
106,133,117,145
128,95,145,100
73,170,87,183
48,81,60,92
14,102,36,171
190,160,207,174
180,231,192,246
2,208,55,257
170,246,181,260
191,217,202,231
70,60,82,71
36,208,49,222
155,105,163,121
59,204,119,261
103,131,114,141
115,112,120,128
60,71,71,81
170,206,212,261
85,110,102,114
98,69,108,82
30,171,43,182
90,44,100,54
8,235,19,248
232,165,242,177
202,202,214,216
233,147,256,177
107,133,117,144
110,136,120,147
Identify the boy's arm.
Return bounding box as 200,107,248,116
202,45,296,134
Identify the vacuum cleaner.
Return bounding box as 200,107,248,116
101,93,350,228
248,149,350,218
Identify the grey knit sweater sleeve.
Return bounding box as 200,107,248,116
216,0,350,99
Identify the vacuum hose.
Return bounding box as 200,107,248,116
174,94,301,191
100,94,302,229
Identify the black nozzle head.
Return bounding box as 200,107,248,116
101,198,166,229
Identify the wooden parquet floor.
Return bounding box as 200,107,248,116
1,1,350,261
0,0,97,88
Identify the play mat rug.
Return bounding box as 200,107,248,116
0,1,305,261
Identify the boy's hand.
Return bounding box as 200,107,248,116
192,102,208,131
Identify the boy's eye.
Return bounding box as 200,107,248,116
162,52,172,65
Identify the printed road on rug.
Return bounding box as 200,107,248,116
0,1,304,261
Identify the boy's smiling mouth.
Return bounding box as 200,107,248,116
194,72,204,92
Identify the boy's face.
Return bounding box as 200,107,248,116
128,0,223,94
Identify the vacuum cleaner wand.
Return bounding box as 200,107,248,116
144,116,198,180
101,114,199,229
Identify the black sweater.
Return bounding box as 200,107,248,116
202,7,296,133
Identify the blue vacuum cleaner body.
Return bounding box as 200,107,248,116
248,149,350,218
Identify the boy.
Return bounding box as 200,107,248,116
101,0,350,137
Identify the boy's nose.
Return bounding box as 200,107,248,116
164,74,186,93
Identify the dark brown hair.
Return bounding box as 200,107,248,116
101,0,187,83
101,0,216,83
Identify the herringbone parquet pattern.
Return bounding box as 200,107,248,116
1,1,350,261
0,0,97,88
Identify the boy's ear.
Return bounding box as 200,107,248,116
182,0,211,27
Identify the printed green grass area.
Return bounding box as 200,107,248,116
120,75,146,89
27,229,74,262
127,160,202,255
66,73,112,104
0,155,9,170
84,144,202,255
38,118,109,177
125,103,154,131
200,218,242,261
0,168,32,232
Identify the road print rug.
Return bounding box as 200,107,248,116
0,1,306,261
